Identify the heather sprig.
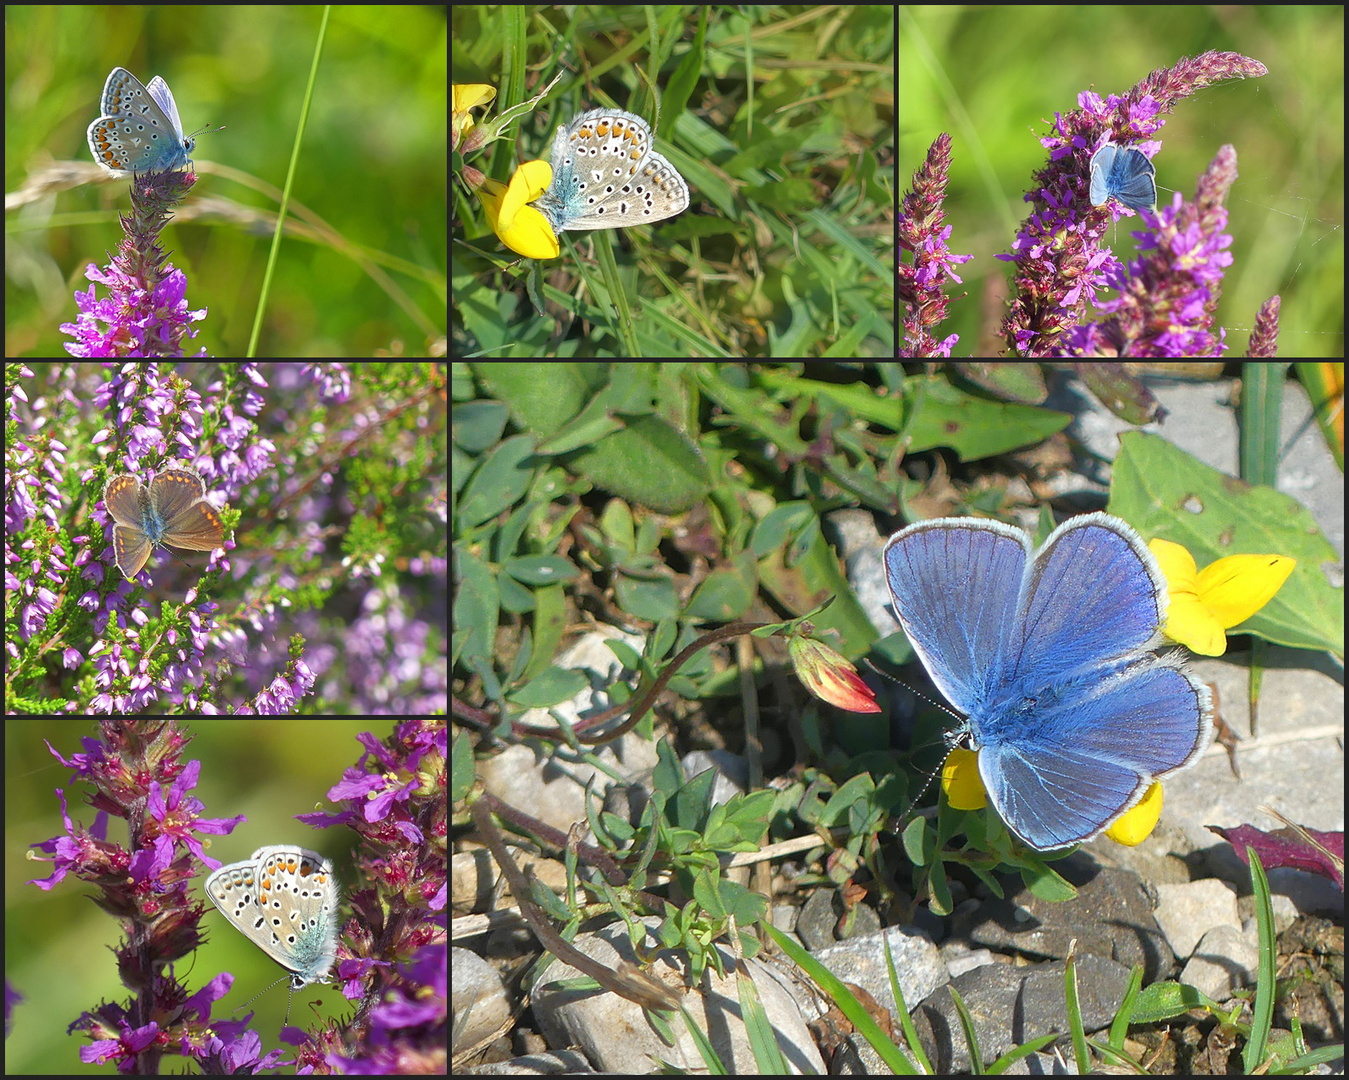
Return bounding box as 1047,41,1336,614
4,362,447,715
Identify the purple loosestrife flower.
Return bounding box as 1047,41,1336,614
900,133,975,357
1056,144,1241,357
62,170,210,358
994,51,1266,357
24,719,446,1069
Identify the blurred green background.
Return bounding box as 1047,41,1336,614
6,6,448,357
5,719,375,1070
901,5,1344,356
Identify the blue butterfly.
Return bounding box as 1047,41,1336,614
1089,143,1157,213
883,513,1212,850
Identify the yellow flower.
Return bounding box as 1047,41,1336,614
475,159,560,260
1150,538,1295,656
452,85,496,152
